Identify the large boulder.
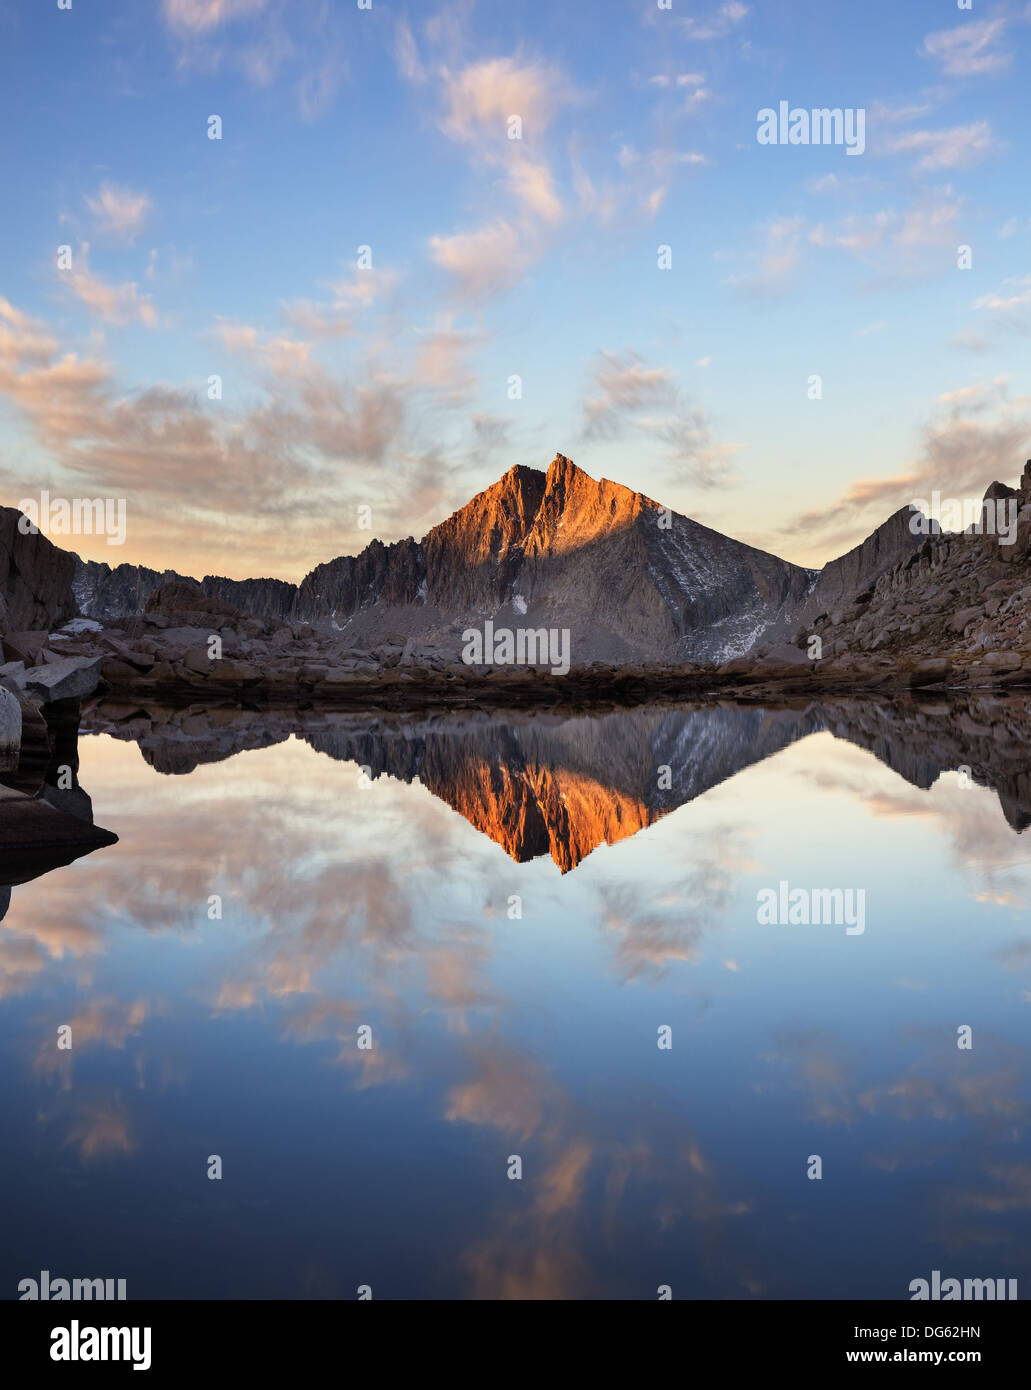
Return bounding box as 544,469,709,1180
13,655,103,703
144,580,242,629
0,507,78,630
0,783,118,886
0,692,50,794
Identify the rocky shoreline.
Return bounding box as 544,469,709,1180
4,577,1031,723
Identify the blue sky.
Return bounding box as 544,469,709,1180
0,0,1029,580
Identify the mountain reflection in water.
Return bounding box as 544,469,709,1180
79,694,1031,868
0,695,1029,1299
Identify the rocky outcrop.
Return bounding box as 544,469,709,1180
143,581,242,626
798,504,932,626
294,537,425,623
200,573,296,621
1,507,78,630
795,468,1031,681
73,559,195,624
75,561,296,624
422,465,547,609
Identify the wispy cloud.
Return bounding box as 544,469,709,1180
777,376,1031,557
85,182,152,243
581,350,738,489
582,350,676,439
676,1,750,42
727,216,805,298
440,56,571,144
161,0,268,34
61,245,157,326
884,119,996,172
429,219,536,300
921,18,1010,77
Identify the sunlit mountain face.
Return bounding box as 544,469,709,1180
2,698,1030,1299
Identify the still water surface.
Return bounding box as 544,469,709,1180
2,700,1029,1299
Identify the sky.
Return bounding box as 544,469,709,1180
1,0,1029,582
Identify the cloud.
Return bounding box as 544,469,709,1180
809,210,896,255
569,151,620,224
469,412,511,464
440,57,569,145
507,158,564,223
648,72,707,89
808,196,962,259
973,274,1031,330
214,319,311,373
0,295,452,577
429,219,534,300
277,261,398,340
736,193,963,294
446,1048,555,1139
779,376,1031,554
391,18,426,85
580,350,738,490
582,350,676,439
63,1099,136,1162
328,263,399,312
921,18,1010,77
0,284,527,578
870,99,936,124
61,245,157,326
806,173,840,194
884,120,995,172
297,56,344,122
570,136,698,227
410,321,480,405
727,216,805,297
279,299,352,340
641,420,740,489
161,0,268,34
616,145,707,174
677,1,749,41
420,55,577,298
85,182,152,244
161,0,345,120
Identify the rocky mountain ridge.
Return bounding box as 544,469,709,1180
7,451,1030,685
796,468,1031,681
71,454,825,664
